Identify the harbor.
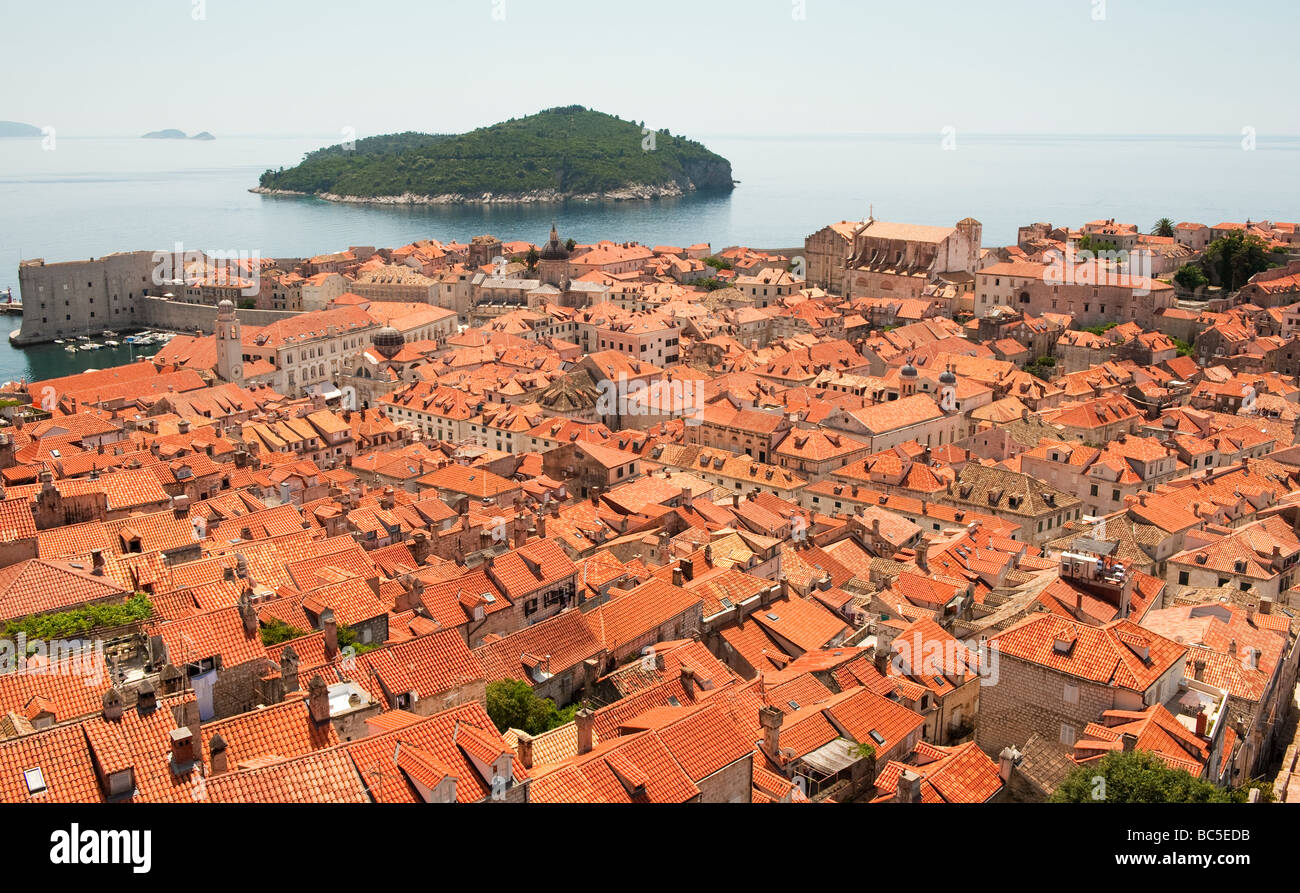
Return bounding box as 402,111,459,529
0,327,177,385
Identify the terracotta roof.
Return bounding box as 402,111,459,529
992,615,1186,692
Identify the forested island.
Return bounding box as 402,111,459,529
0,121,42,137
143,129,215,140
253,106,735,204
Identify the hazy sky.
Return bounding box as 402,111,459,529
3,0,1297,139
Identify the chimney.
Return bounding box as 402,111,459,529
136,679,157,713
998,745,1020,783
308,675,330,724
322,608,339,660
280,644,300,694
102,687,124,721
517,731,534,770
873,645,890,675
1195,709,1208,738
238,590,260,639
1120,732,1137,753
1193,658,1206,681
916,539,929,572
575,708,594,755
672,565,684,587
895,769,923,803
90,549,106,576
410,531,429,565
759,705,783,758
680,666,696,701
169,726,196,766
581,657,599,693
209,733,228,775
1259,596,1273,615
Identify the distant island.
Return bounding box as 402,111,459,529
143,129,215,140
0,121,42,138
252,106,736,204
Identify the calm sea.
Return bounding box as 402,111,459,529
2,131,1297,382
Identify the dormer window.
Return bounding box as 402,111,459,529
1052,636,1076,655
23,767,46,795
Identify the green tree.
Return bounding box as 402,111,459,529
1051,750,1232,803
2,592,153,641
1081,322,1119,335
1151,218,1175,237
1076,235,1120,253
525,246,540,271
260,617,305,646
1173,263,1209,291
485,679,579,735
1227,779,1276,803
337,623,381,655
1199,231,1277,291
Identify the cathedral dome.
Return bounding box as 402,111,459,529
371,326,405,360
539,224,570,262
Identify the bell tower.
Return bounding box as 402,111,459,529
216,299,244,386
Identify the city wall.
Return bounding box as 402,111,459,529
13,253,298,343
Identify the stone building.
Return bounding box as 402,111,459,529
16,251,158,344
805,216,982,300
976,615,1189,762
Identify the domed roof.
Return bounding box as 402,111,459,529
900,363,918,378
371,325,405,360
939,368,957,385
539,223,570,262
217,298,235,312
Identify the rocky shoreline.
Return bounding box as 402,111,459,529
248,181,724,205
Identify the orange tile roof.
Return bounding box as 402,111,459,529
0,557,129,622
473,608,604,685
344,700,525,803
487,538,576,599
992,615,1186,692
872,740,1003,803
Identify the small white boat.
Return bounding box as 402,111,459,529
79,343,99,351
104,340,119,347
102,330,118,337
64,345,78,353
53,339,64,344
76,335,90,341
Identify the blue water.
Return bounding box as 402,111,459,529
2,131,1298,382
